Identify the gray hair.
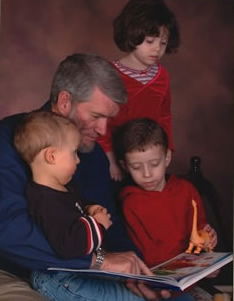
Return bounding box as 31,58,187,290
49,53,127,105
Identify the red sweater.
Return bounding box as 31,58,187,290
120,175,207,267
98,64,173,151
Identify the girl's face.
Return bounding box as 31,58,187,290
124,144,171,192
131,26,169,69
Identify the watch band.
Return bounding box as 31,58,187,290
92,247,105,269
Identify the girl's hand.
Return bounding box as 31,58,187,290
106,151,123,181
109,160,123,181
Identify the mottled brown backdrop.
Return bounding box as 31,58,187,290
0,0,233,247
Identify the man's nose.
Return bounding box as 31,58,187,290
95,118,108,136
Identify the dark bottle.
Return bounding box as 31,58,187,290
185,156,229,251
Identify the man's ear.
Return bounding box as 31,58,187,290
165,149,172,167
55,91,72,117
44,147,57,164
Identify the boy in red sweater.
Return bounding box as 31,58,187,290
113,118,217,267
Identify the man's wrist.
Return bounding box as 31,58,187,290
92,247,106,269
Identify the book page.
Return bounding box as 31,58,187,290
151,252,232,281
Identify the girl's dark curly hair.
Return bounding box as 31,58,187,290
113,0,180,53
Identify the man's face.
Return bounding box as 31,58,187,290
69,87,119,152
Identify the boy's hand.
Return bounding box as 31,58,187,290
202,224,218,250
186,224,217,254
185,201,215,254
185,229,210,254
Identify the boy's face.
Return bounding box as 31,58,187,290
124,144,171,191
131,26,169,69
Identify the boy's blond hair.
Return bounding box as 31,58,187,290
14,111,77,164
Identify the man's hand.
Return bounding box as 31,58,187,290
101,251,152,275
100,251,171,300
126,280,171,300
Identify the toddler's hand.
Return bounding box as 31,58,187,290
86,205,112,229
93,210,112,230
86,205,106,216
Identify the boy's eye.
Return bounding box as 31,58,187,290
128,163,140,170
131,165,141,170
150,159,161,167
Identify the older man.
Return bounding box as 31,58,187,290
0,53,192,301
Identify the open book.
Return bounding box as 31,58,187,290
48,252,233,291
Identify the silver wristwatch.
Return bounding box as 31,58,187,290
92,247,105,269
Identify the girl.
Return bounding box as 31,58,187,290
98,0,180,181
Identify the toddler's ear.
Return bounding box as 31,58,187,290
44,147,57,164
165,149,172,167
